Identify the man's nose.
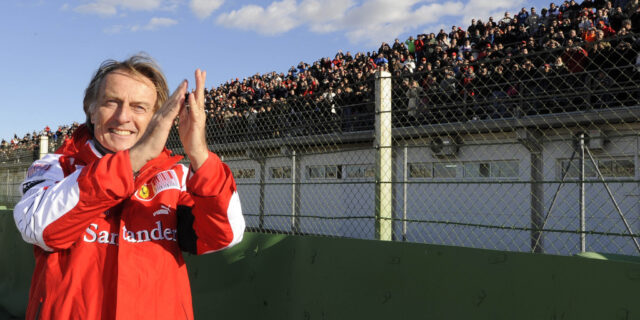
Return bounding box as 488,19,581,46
113,104,132,123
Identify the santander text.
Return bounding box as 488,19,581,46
83,221,178,245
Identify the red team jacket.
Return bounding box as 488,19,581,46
13,126,245,319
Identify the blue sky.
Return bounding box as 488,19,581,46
0,0,551,140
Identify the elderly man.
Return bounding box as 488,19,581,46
13,54,245,319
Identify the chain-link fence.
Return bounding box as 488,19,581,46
167,34,640,257
0,149,37,207
0,136,58,207
1,34,639,257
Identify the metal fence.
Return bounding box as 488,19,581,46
167,35,640,257
0,137,59,207
0,149,36,207
2,34,639,256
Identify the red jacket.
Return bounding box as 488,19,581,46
13,125,245,319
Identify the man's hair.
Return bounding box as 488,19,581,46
82,53,169,134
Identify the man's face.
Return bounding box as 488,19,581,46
90,70,157,152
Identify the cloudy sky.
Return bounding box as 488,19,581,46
0,0,551,140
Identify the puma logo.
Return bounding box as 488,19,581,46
153,205,172,216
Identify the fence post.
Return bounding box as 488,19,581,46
5,169,8,205
578,133,586,253
518,129,544,253
375,70,392,241
259,159,266,230
39,134,49,159
402,144,408,242
530,146,544,253
291,150,300,233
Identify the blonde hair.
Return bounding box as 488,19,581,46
83,53,169,133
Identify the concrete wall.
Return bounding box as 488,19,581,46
1,210,639,320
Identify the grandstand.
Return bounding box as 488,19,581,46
2,0,640,256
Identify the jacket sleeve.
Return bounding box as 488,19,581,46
13,151,135,251
177,152,245,255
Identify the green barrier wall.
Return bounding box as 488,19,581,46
2,210,639,319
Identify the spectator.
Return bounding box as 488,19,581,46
610,6,629,30
517,7,530,24
500,11,514,26
549,2,561,19
406,80,425,121
392,38,406,52
374,53,389,67
527,7,542,32
405,36,416,57
403,55,416,73
562,40,590,73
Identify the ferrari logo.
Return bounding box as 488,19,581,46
139,185,150,199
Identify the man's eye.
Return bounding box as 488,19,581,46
133,105,147,113
104,100,119,107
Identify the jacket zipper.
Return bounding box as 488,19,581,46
181,301,189,320
34,298,43,320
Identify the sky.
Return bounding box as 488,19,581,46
0,0,552,141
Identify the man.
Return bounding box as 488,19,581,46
405,36,416,58
500,11,513,26
517,7,530,25
526,7,541,32
13,54,245,319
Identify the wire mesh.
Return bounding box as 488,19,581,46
0,148,37,207
165,33,640,257
388,32,640,256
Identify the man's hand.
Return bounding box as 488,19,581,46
179,69,209,171
129,80,188,173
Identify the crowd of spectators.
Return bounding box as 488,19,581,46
4,0,640,149
0,123,79,161
201,0,640,141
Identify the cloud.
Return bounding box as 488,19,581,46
457,0,526,26
298,0,355,31
131,17,178,31
216,0,299,35
75,2,118,15
73,0,166,16
75,0,533,43
214,0,471,44
334,0,464,44
190,0,225,19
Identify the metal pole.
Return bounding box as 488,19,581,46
585,147,640,253
579,133,586,253
533,150,577,252
259,159,265,229
530,148,544,253
375,70,392,241
403,144,408,241
5,169,9,204
291,150,300,233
